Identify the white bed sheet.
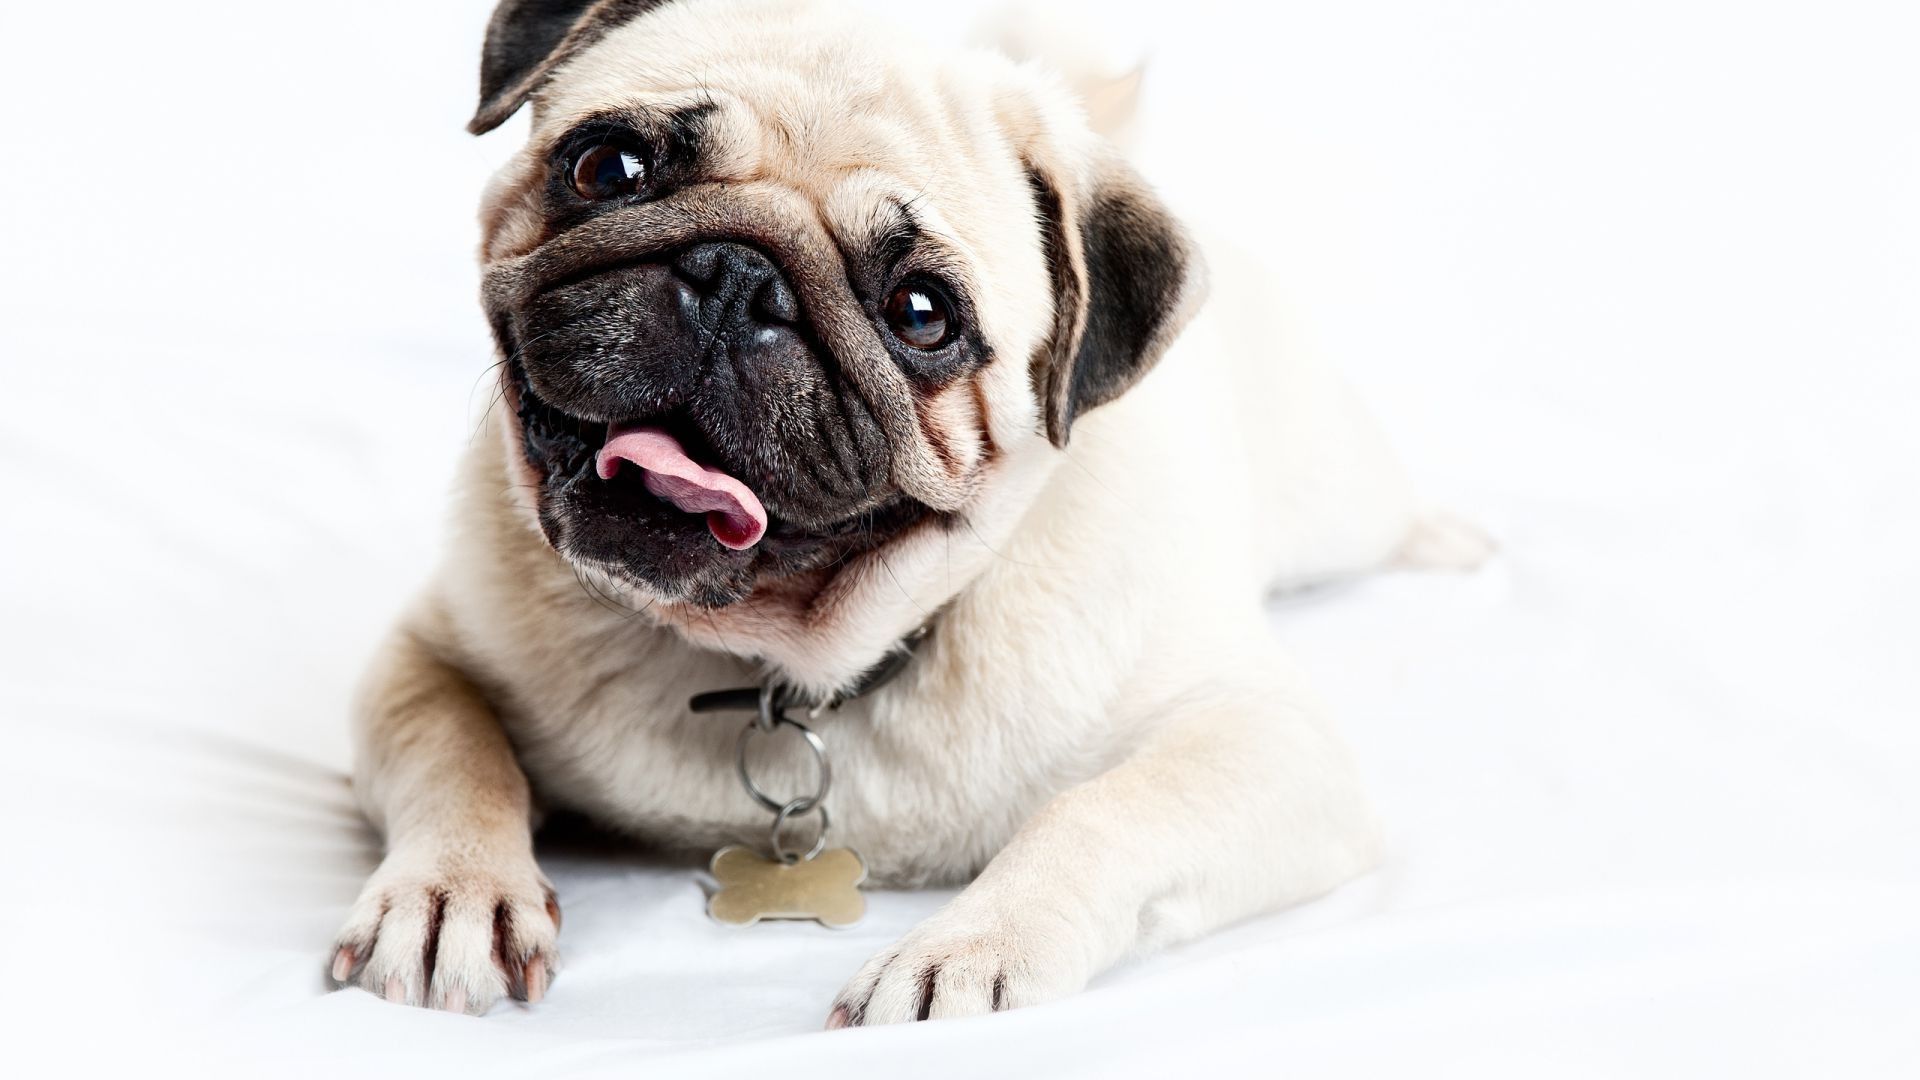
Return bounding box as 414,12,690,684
3,2,1916,1076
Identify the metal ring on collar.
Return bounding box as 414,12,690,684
735,715,831,815
755,679,781,732
770,798,830,864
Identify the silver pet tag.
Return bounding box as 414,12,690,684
708,845,867,928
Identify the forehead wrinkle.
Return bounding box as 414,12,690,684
536,65,726,125
762,118,941,179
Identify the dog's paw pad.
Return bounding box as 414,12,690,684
829,916,1084,1026
329,849,559,1015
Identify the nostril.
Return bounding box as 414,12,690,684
671,241,796,323
673,243,723,288
754,278,800,325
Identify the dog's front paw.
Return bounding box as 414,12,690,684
329,843,559,1015
828,910,1088,1026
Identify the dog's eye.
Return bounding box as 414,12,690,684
569,141,647,200
883,283,954,349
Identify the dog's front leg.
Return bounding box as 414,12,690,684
329,623,559,1014
830,684,1381,1026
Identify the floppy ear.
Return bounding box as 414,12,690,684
1026,148,1205,447
470,0,673,135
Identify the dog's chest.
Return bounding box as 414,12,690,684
487,630,1100,886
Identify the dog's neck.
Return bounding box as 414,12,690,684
687,621,933,717
648,541,956,699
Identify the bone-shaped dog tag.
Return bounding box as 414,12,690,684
708,845,867,928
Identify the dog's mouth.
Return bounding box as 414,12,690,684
596,422,767,550
508,358,763,543
505,359,929,604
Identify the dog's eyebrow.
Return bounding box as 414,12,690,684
658,103,713,158
555,103,712,161
873,199,922,271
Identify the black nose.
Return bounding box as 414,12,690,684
672,241,800,326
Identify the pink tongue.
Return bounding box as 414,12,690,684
594,424,768,550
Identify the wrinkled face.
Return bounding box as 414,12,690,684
471,0,1194,616
479,4,1057,607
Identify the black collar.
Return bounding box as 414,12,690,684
687,623,933,718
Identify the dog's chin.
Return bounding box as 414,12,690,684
503,360,932,609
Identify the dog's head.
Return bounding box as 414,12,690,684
474,0,1201,618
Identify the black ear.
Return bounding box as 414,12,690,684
470,0,672,135
1027,153,1204,446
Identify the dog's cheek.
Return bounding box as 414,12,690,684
494,396,550,522
479,156,551,263
968,370,1001,470
910,381,992,488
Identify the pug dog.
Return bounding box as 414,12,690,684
330,0,1483,1024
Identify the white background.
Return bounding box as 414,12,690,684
1,1,1916,1076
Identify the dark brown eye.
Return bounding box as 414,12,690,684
883,282,954,349
569,141,647,200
